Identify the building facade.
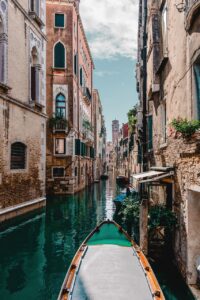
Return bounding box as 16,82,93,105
112,119,119,146
0,0,46,219
46,0,95,194
136,0,200,294
93,89,106,180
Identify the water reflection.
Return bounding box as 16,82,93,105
0,176,194,300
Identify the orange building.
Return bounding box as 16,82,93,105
46,0,95,194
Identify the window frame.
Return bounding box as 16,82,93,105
53,41,66,69
10,142,27,171
52,167,65,178
55,93,66,118
193,62,200,121
54,138,66,155
54,13,65,29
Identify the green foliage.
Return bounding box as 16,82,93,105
83,119,93,131
171,118,200,138
127,106,137,132
49,115,68,129
119,198,140,224
148,205,177,232
120,200,177,232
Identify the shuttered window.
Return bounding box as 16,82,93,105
55,14,65,28
74,54,77,75
54,42,65,68
53,167,65,177
148,115,153,150
80,67,83,86
75,139,81,155
11,142,26,170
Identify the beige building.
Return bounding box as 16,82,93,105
0,0,46,221
136,0,200,293
93,89,106,181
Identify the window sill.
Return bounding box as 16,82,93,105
54,26,65,29
10,169,27,173
52,67,67,71
0,82,12,94
54,154,67,157
29,11,44,28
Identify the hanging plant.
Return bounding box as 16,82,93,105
49,115,68,129
171,118,200,138
148,205,177,232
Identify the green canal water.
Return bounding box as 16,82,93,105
0,177,195,300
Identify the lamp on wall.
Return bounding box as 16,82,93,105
175,0,186,12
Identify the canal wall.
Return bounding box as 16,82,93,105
0,197,46,224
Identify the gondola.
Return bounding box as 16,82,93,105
58,220,165,300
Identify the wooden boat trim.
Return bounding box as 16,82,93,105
58,220,165,300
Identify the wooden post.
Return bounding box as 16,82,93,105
140,198,148,255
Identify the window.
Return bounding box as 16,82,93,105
55,138,66,155
161,2,168,56
148,115,153,150
56,93,66,117
80,67,83,86
194,63,200,120
54,42,65,68
11,142,26,170
55,14,65,28
31,47,40,102
75,167,78,176
30,0,40,16
75,139,81,155
53,167,65,178
74,53,77,75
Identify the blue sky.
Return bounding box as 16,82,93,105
93,58,137,141
80,0,138,140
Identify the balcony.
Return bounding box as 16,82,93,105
83,130,94,143
83,87,92,104
49,116,68,133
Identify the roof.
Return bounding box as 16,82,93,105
131,170,174,190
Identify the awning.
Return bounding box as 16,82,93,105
131,170,174,190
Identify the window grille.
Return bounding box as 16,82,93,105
11,142,26,170
53,167,65,177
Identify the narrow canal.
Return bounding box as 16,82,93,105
0,177,194,300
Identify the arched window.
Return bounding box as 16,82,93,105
11,142,26,170
54,42,65,68
56,93,66,117
31,46,40,102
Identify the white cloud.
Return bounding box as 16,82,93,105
80,0,138,60
95,70,119,77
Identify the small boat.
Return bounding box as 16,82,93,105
100,174,109,180
58,220,165,300
116,175,129,186
113,193,126,207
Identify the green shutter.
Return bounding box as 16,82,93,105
54,42,65,68
138,143,142,164
55,14,65,28
194,65,200,120
75,139,81,155
148,116,153,150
